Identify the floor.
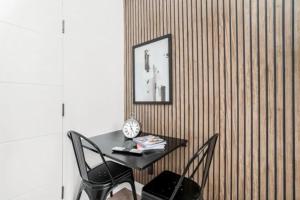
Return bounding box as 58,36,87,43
108,188,141,200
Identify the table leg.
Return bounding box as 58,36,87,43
147,165,154,175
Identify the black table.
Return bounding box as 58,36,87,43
84,130,187,172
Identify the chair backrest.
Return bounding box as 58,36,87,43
68,131,115,184
170,134,219,200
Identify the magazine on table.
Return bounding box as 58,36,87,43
112,135,167,154
133,135,166,149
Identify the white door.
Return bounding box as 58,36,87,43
0,0,63,199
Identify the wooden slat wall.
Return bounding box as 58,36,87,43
124,0,300,199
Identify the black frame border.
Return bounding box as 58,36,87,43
132,34,173,104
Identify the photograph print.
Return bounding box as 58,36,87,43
133,34,172,104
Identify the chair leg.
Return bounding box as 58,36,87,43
110,191,113,197
76,182,84,200
129,180,137,200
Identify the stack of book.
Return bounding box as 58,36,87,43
133,135,166,151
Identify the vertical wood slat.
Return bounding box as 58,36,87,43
214,0,221,198
284,0,293,198
237,0,245,198
202,0,209,196
294,2,299,200
223,0,231,199
198,0,205,184
267,0,276,198
218,0,225,198
191,0,199,186
124,0,299,199
174,0,180,175
230,0,238,198
258,0,267,199
207,0,213,198
275,0,284,198
252,0,259,199
244,0,252,199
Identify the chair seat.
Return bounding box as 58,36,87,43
142,171,201,200
88,161,132,184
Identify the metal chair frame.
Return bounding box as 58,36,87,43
68,130,137,200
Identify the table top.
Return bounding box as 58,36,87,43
84,130,187,170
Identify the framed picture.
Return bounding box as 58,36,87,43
133,34,172,104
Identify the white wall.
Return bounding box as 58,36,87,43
62,0,124,199
0,0,63,199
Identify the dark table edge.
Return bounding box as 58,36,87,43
83,133,187,170
136,139,187,170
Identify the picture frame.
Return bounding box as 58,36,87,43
132,34,172,104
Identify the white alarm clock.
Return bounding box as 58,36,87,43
122,115,141,138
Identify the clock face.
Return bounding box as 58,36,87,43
122,118,141,138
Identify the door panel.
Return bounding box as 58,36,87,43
0,135,62,200
0,84,62,142
0,0,63,199
0,0,61,35
0,23,62,85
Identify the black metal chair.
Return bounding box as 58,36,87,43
68,131,138,200
141,134,218,200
